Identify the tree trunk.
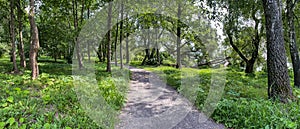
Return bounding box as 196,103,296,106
80,0,84,24
263,0,293,102
245,60,255,74
87,7,91,62
103,40,106,62
287,0,300,87
245,16,260,74
226,13,261,74
106,2,112,72
98,43,103,62
176,3,182,69
141,49,150,65
126,32,129,64
119,1,124,69
156,29,160,65
29,0,39,79
156,28,164,65
10,0,19,73
54,55,57,62
66,19,73,64
157,48,160,64
125,13,129,65
73,0,83,69
17,0,26,68
149,48,156,59
114,21,119,66
245,9,261,74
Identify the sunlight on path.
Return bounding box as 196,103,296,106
115,67,224,129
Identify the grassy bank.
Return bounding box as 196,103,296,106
144,66,300,128
0,57,129,129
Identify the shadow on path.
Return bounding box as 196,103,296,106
116,67,224,129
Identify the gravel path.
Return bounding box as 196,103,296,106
116,67,225,129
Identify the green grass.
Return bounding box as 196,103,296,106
144,66,268,99
143,65,300,129
0,57,129,129
3,57,300,128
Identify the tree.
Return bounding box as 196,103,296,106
200,0,265,73
224,1,264,73
262,0,293,102
106,2,112,72
125,12,130,65
287,0,300,87
10,0,19,73
176,2,182,68
17,0,26,68
114,17,119,66
119,0,124,69
29,0,40,79
73,0,84,69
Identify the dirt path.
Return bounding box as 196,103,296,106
116,67,225,129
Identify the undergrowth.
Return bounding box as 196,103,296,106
144,66,300,129
0,58,129,129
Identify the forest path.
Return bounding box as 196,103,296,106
115,67,225,129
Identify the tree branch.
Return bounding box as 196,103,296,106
226,31,249,62
292,0,300,9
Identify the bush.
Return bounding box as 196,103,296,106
0,44,8,58
0,59,129,128
213,98,299,129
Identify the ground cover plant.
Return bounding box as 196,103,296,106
144,66,300,128
2,0,300,128
0,57,129,129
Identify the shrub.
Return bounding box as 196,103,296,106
213,98,299,129
0,59,129,128
0,44,8,58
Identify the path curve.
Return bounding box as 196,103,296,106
116,67,225,129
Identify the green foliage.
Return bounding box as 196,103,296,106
213,98,300,129
0,58,128,128
0,43,8,58
144,66,300,128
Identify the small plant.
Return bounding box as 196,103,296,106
0,59,128,128
144,65,299,128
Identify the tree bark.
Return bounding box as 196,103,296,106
119,1,124,69
114,21,119,66
245,60,255,73
87,7,91,62
29,0,39,79
263,0,293,102
73,0,83,69
17,0,26,68
155,28,160,65
98,42,103,62
141,29,151,65
103,40,106,62
149,48,156,59
106,2,112,72
125,13,130,65
141,49,150,65
10,0,19,73
245,16,260,74
126,31,129,64
80,0,84,24
66,19,73,64
227,31,254,73
287,0,300,87
176,3,182,69
226,10,261,74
